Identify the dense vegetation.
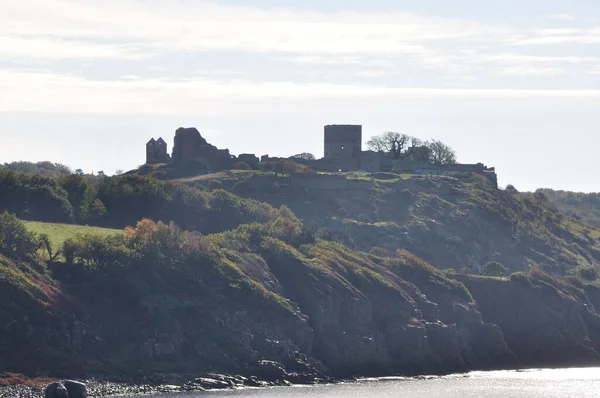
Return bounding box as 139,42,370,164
0,170,278,233
530,188,600,228
4,167,600,381
186,170,600,278
1,161,73,178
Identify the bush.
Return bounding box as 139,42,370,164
509,271,532,286
0,212,41,260
207,180,224,190
232,161,252,170
577,266,599,281
481,261,508,277
369,247,392,257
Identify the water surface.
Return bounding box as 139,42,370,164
115,368,600,397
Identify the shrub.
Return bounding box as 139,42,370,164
370,247,392,257
260,162,275,172
509,272,532,286
232,161,252,170
481,261,508,277
317,228,335,241
207,180,224,190
0,212,41,260
577,266,599,281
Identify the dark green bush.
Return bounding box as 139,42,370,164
481,261,508,277
0,212,41,260
232,161,252,170
208,180,224,190
577,266,599,281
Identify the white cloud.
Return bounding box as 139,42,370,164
0,0,597,96
355,71,389,78
543,14,576,21
500,66,564,76
0,36,146,60
1,69,600,115
0,0,507,71
513,27,600,45
485,53,598,65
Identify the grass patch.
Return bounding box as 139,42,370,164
23,221,122,249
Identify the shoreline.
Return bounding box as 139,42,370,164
3,367,596,398
0,373,339,398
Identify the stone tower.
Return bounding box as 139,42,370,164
324,125,362,158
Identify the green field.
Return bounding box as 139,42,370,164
24,221,122,249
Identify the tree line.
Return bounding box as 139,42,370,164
367,132,457,165
0,169,280,234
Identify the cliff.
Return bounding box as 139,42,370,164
3,218,600,381
3,170,600,382
185,171,600,276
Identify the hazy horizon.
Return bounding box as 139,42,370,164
1,0,600,192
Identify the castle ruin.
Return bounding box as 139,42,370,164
146,137,170,164
324,125,362,158
144,124,497,186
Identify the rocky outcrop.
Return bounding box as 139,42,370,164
44,383,67,398
64,380,87,397
455,274,600,368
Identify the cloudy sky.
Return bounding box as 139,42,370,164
1,0,599,191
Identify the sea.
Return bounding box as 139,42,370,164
115,368,600,397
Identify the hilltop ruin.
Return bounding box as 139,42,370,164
145,125,497,186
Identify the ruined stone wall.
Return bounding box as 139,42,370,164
313,158,360,173
238,154,260,169
172,128,207,165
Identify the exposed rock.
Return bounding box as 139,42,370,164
45,382,68,398
256,360,287,382
64,380,87,397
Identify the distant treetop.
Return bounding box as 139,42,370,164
1,161,72,178
366,132,457,165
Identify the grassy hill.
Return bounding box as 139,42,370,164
531,189,600,229
23,221,121,249
157,168,600,277
3,167,600,382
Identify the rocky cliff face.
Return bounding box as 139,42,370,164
3,210,600,381
220,173,600,276
456,273,600,368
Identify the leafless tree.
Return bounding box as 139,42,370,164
367,132,410,159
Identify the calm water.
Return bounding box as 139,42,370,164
116,368,600,397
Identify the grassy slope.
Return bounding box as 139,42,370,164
5,173,600,377
533,189,600,229
162,169,600,276
23,221,121,248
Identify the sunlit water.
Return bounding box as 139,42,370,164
114,368,600,397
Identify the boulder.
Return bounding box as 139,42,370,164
256,360,287,382
45,382,68,398
64,380,88,398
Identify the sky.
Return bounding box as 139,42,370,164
1,0,600,192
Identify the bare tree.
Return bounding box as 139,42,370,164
428,140,457,165
366,132,410,159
